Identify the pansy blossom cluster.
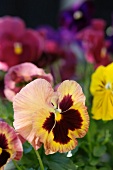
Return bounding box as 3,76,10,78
0,0,113,169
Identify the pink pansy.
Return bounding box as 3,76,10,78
4,62,53,101
0,121,23,169
13,79,89,154
0,16,43,67
0,62,8,97
76,19,111,67
0,62,8,72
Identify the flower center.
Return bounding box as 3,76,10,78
73,11,83,20
55,108,62,121
105,82,112,89
101,47,107,58
14,42,23,55
0,147,2,154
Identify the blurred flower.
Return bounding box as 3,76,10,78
36,26,62,68
90,63,113,120
59,50,77,81
0,62,8,72
13,79,89,154
76,19,111,67
0,16,42,67
0,121,23,169
4,62,53,101
0,62,9,97
59,0,94,33
106,26,113,54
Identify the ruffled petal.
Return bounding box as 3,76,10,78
33,108,55,147
43,103,89,154
4,62,53,102
92,90,113,120
90,65,106,95
0,121,23,168
13,79,54,147
57,80,86,111
105,63,113,82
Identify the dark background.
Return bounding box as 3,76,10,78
0,0,112,28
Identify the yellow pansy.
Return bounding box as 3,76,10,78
90,63,113,120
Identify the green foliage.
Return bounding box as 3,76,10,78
43,153,76,170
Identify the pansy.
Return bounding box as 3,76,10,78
36,27,77,81
36,26,62,68
59,0,94,33
57,28,77,80
76,19,111,68
59,50,77,81
4,62,53,101
13,79,89,154
0,121,23,169
0,16,42,67
90,63,113,120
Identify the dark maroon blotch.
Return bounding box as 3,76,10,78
52,109,83,144
42,112,55,132
0,150,10,167
59,94,73,112
0,134,8,149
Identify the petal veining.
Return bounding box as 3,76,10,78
13,79,54,147
57,80,86,106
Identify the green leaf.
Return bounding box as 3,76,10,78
99,168,112,170
75,161,85,167
84,166,97,170
93,146,106,157
43,153,76,170
24,145,33,154
90,158,99,166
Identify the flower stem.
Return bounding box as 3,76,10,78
12,160,22,170
86,129,92,160
34,149,44,170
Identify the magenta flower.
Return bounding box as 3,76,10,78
60,51,77,81
76,19,111,67
0,16,42,67
36,27,77,81
0,121,23,169
4,62,53,101
36,26,62,67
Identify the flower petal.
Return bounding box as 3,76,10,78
90,65,106,95
0,121,23,168
91,90,113,120
33,108,55,146
43,103,89,154
104,63,113,82
13,79,54,148
4,62,53,102
57,80,86,111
